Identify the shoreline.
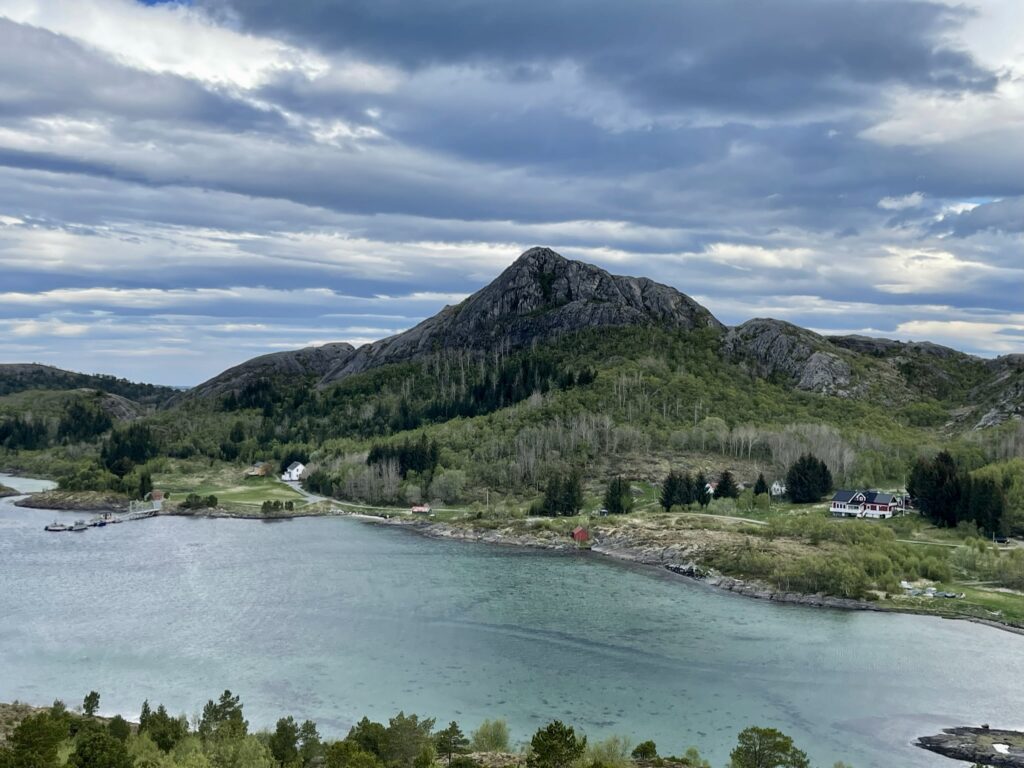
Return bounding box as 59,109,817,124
351,513,1024,637
10,487,1024,637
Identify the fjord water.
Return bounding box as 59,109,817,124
2,475,1022,768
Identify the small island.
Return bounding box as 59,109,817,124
918,727,1024,767
0,482,19,498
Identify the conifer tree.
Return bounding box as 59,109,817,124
754,473,769,496
715,470,739,499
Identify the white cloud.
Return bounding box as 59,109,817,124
878,192,925,211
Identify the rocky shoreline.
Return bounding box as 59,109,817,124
0,483,19,499
917,727,1024,767
360,515,886,613
355,515,1024,632
14,490,129,512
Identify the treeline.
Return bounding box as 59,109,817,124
367,435,441,480
0,400,113,451
216,348,598,442
0,688,828,768
57,424,160,499
909,450,1013,536
0,368,174,403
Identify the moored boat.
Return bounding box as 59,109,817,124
71,520,88,532
44,521,69,532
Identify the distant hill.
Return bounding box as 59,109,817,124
0,364,176,405
177,342,356,403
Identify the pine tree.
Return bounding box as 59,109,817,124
435,721,469,767
786,454,832,503
83,691,100,717
694,472,711,509
679,473,695,506
754,473,769,496
660,471,681,512
715,470,739,499
563,471,584,516
603,477,633,515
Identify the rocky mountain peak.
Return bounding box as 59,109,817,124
319,247,723,385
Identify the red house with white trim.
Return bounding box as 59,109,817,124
831,490,902,519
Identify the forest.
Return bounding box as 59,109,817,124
0,689,836,768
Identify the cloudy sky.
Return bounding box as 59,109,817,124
0,0,1022,385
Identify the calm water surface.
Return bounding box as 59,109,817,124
1,473,1022,767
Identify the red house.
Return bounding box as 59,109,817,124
571,526,590,543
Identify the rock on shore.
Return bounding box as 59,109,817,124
918,727,1024,767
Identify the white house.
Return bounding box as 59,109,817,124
281,461,305,482
770,481,787,497
831,490,902,519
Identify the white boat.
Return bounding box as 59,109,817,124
70,520,88,532
44,521,69,532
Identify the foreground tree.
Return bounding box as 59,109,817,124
83,691,100,717
383,712,435,768
298,720,322,767
435,722,469,767
631,741,657,760
526,721,586,768
106,716,131,743
198,690,247,740
729,727,809,768
69,729,133,768
469,719,510,753
1,711,67,768
269,716,299,766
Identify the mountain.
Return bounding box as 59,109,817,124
319,246,722,385
180,343,356,402
175,246,1019,431
0,363,176,405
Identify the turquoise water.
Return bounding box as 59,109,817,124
1,473,1022,767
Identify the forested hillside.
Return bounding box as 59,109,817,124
1,249,1021,521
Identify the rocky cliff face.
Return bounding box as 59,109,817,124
320,247,723,384
182,342,355,402
971,355,1024,429
722,319,856,395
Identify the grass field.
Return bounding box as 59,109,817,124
154,463,307,508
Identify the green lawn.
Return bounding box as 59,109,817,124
154,465,306,508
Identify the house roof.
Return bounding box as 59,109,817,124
572,526,588,534
286,461,304,471
832,489,897,505
863,491,897,505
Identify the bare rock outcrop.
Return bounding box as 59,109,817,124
723,319,854,395
320,247,722,385
918,727,1024,767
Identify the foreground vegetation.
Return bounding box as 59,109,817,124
0,690,853,768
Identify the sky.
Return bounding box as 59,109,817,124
0,0,1022,386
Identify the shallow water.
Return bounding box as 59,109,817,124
1,473,1021,767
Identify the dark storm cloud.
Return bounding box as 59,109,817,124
207,0,997,115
